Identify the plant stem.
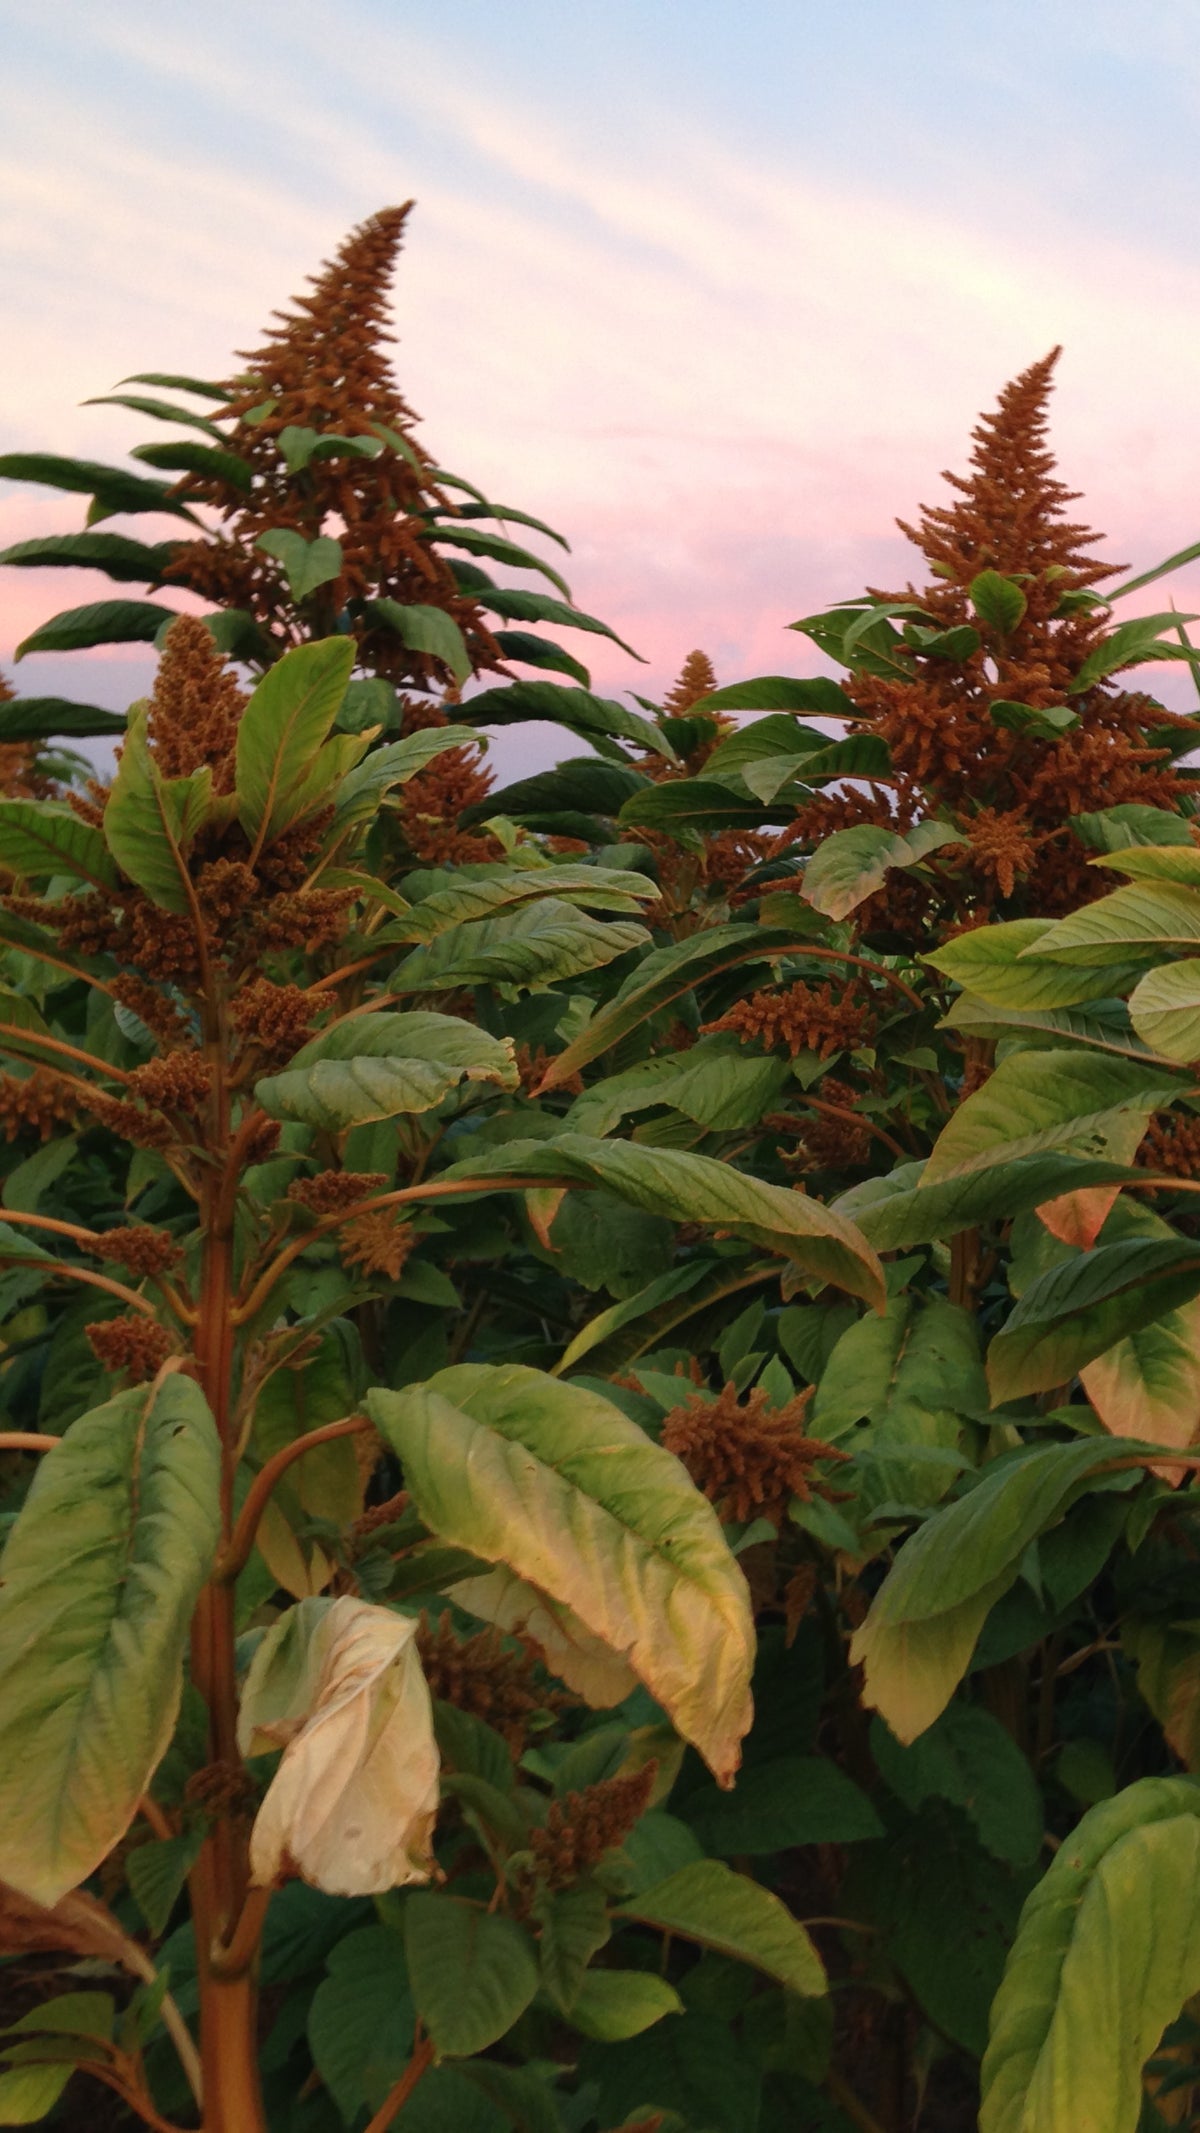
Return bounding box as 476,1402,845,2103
363,2036,436,2132
826,2068,890,2133
215,1414,373,1582
0,1430,57,1453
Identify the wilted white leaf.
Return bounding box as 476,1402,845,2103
238,1596,439,1896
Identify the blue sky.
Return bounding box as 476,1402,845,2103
4,0,1200,756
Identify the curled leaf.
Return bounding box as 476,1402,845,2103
239,1596,440,1896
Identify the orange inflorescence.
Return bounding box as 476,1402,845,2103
1139,1111,1200,1176
338,1207,416,1281
110,974,192,1050
529,1763,658,1890
288,1171,389,1214
705,980,876,1059
95,1226,181,1278
145,614,245,787
230,978,317,1061
964,807,1040,900
808,350,1200,939
128,1051,213,1117
85,1314,176,1381
661,1381,848,1526
796,1079,875,1170
397,744,500,865
0,1069,75,1142
164,206,499,692
416,1610,575,1755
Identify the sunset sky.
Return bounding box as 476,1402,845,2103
5,0,1200,765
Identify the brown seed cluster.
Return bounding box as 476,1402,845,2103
287,1170,389,1213
145,614,245,787
338,1206,415,1281
95,1225,181,1278
0,1069,75,1142
85,1314,176,1381
705,980,876,1059
163,206,500,692
397,744,501,866
661,1381,848,1526
416,1610,575,1756
229,977,317,1061
1139,1110,1200,1176
528,1763,658,1890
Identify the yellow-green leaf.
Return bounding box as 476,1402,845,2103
368,1364,755,1785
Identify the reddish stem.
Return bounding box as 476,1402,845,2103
215,1415,373,1582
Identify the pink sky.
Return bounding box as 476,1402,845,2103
5,2,1200,770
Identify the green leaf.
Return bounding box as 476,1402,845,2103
619,780,783,838
567,1971,682,2042
367,600,472,686
1089,844,1200,885
1018,880,1200,965
970,572,1028,633
987,1237,1200,1400
130,439,253,491
1069,612,1200,693
940,994,1156,1064
980,1776,1200,2133
0,2062,72,2122
276,424,382,473
405,1893,538,2057
466,682,673,762
850,1440,1134,1740
1128,954,1200,1060
15,599,176,660
440,497,571,550
565,1048,788,1137
700,675,851,717
616,1859,825,1997
835,1154,1139,1252
988,700,1078,738
492,629,590,686
443,1133,886,1307
682,1756,882,1854
390,901,649,995
431,523,571,599
3,1993,114,2044
256,530,343,600
307,1924,413,2120
1075,806,1197,852
0,1376,220,1904
256,1011,518,1129
802,820,964,920
126,1830,204,1936
398,865,656,940
0,452,197,522
235,636,356,846
0,800,118,890
540,923,835,1088
119,370,229,400
536,1884,612,2013
812,1295,986,1449
927,920,1145,1010
0,532,177,584
329,728,469,837
921,1050,1175,1186
476,587,645,662
104,704,212,912
871,1707,1043,1866
84,391,224,438
873,1806,1021,2055
369,1363,755,1783
0,697,125,742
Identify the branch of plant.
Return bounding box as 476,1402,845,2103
215,1414,373,1581
209,1882,273,1977
795,1090,909,1161
363,2034,436,2133
0,1430,58,1453
232,1170,560,1322
0,1021,135,1084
